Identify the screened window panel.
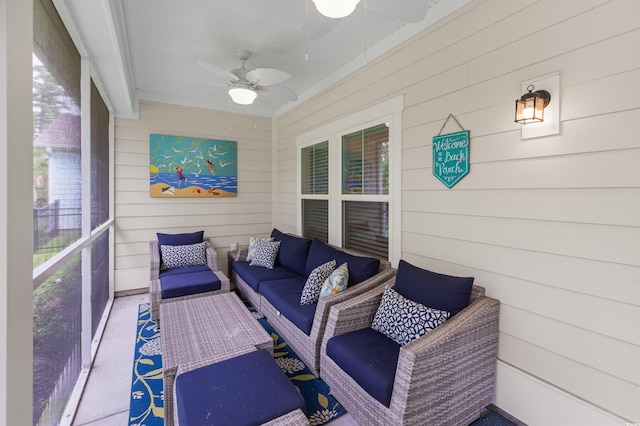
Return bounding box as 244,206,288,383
33,252,82,425
302,199,329,243
342,124,389,195
33,0,82,265
91,80,110,230
91,232,110,337
343,201,389,259
301,141,329,194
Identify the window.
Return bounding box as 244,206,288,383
301,141,329,242
33,1,113,424
297,97,402,262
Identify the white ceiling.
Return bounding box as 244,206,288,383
58,0,470,118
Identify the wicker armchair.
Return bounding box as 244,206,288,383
320,280,500,426
149,237,230,323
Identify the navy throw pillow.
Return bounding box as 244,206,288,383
393,260,473,316
157,230,204,246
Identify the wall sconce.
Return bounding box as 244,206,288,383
515,85,551,124
517,72,560,140
312,0,360,18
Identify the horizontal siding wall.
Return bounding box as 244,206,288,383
275,0,640,424
114,101,273,292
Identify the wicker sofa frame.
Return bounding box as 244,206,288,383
320,280,500,426
231,244,396,376
149,237,230,324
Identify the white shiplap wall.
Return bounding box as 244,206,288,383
274,0,640,424
114,101,273,292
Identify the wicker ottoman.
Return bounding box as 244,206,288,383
160,292,274,425
175,349,308,425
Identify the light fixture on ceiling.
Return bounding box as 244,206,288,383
228,85,257,105
312,0,360,18
514,84,551,124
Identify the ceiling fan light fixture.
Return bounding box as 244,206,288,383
312,0,360,18
228,86,257,105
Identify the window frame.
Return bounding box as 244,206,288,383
296,96,403,264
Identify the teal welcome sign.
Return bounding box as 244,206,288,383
432,130,470,188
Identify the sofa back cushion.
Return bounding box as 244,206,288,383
306,238,380,287
393,260,473,316
271,228,311,276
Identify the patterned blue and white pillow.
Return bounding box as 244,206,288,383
371,285,450,346
246,235,274,262
319,262,349,299
249,239,281,269
300,260,337,305
160,242,207,270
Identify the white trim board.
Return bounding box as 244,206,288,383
496,361,632,426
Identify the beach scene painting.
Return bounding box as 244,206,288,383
150,134,237,198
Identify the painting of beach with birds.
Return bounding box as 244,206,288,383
149,134,237,197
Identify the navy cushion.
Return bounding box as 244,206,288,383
160,270,220,299
326,328,401,407
260,278,317,335
271,228,311,276
159,264,211,278
305,238,338,275
176,349,306,426
233,261,300,293
305,239,379,286
334,251,379,287
394,260,474,316
157,230,204,246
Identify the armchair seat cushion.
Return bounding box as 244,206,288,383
233,261,300,292
326,327,401,407
176,349,306,426
260,278,317,335
160,269,221,299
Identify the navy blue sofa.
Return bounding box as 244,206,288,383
231,229,395,375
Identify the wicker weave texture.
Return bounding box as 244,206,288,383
232,240,396,375
320,282,499,426
149,238,231,323
160,292,274,426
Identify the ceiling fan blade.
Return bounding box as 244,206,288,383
195,58,239,83
246,68,291,86
256,84,298,102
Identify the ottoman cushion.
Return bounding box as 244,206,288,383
176,349,306,425
160,270,221,299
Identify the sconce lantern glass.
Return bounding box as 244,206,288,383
515,85,551,124
228,86,257,105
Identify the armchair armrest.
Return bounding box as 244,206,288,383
392,294,500,415
204,238,219,272
320,282,388,350
150,241,160,280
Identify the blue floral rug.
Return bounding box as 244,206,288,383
128,302,345,425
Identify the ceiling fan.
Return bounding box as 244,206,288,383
195,50,297,106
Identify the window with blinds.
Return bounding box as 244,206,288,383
343,201,389,259
302,199,328,242
342,124,389,195
301,141,328,194
299,123,391,260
